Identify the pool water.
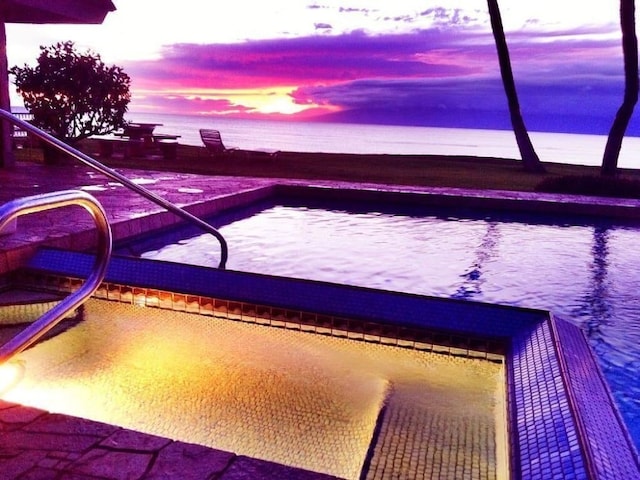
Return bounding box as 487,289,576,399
123,200,640,451
3,299,506,480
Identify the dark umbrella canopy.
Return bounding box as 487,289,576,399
1,0,116,24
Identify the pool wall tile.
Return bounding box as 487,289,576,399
241,302,256,321
121,285,133,303
211,297,225,313
199,296,214,315
94,283,108,299
227,302,242,320
145,289,161,308
255,305,272,325
300,311,316,327
172,293,187,311
158,290,173,309
186,295,200,313
284,309,302,326
271,307,286,325
107,284,121,301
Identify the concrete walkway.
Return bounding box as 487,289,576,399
0,162,278,274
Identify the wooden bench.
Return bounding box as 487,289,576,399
150,134,180,160
95,137,130,158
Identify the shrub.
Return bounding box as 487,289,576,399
10,41,131,145
535,175,640,199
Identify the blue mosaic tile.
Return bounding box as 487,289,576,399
26,248,545,341
508,321,588,480
553,315,640,479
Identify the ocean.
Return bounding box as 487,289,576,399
124,112,640,169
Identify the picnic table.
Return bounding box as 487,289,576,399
107,122,181,159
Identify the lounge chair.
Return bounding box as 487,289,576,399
199,129,237,157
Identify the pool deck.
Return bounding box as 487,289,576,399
2,161,640,479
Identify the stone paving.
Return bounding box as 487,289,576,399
0,399,336,479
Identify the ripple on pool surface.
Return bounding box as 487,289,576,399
3,300,505,480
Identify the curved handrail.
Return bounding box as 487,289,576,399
0,190,112,364
0,109,228,268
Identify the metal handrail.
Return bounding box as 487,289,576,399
0,109,228,268
0,190,112,364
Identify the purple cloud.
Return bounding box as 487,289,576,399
129,95,253,115
121,21,634,134
124,29,490,90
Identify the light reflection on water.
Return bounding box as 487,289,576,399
130,202,640,450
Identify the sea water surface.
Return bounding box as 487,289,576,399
125,112,640,169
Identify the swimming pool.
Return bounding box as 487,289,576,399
119,194,640,451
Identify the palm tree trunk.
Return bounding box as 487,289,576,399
487,0,545,173
601,0,638,176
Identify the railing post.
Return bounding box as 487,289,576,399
0,20,15,168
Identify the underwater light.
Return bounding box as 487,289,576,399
0,360,26,396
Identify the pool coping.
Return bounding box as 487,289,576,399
273,184,640,220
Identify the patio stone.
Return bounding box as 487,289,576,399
220,456,340,479
100,428,172,451
69,447,153,479
146,441,234,479
0,450,48,479
0,404,46,427
25,413,119,437
0,430,102,452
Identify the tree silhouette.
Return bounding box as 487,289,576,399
10,41,130,144
486,0,546,173
601,0,638,176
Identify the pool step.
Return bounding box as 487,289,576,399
0,288,82,326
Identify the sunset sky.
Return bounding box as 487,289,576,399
5,0,637,135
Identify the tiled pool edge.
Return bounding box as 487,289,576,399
552,317,640,479
10,248,640,479
274,184,640,220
